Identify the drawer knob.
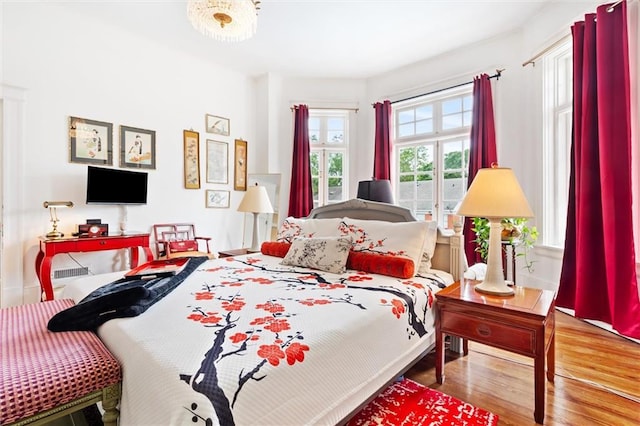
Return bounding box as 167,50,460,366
100,241,106,245
477,325,491,337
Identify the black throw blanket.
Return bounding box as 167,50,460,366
48,256,208,332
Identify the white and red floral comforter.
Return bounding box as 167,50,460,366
65,253,452,426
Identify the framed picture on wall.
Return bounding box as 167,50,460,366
120,125,156,169
205,114,230,136
183,130,201,189
69,116,113,165
233,139,248,191
206,190,230,208
206,140,228,184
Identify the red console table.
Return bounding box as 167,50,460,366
35,234,154,301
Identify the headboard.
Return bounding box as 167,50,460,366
307,199,465,281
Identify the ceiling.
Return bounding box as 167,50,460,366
74,0,555,79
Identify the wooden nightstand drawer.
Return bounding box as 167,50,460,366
441,311,535,354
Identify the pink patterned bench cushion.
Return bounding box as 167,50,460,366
0,299,121,425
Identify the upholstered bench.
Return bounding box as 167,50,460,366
0,299,121,426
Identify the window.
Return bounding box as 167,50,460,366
395,88,472,229
542,39,572,248
309,110,349,208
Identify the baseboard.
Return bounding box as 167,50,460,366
556,307,640,345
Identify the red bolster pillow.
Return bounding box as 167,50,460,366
261,241,291,258
346,251,415,279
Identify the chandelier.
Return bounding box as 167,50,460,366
187,0,260,42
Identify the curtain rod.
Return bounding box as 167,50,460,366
387,69,504,105
522,34,571,67
290,106,359,113
523,1,623,68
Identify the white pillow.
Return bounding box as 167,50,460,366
276,217,342,243
281,236,352,274
417,221,438,274
338,218,428,274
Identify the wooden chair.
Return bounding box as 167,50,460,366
152,223,215,259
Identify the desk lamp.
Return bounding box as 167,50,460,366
455,167,533,295
43,201,74,239
238,183,274,252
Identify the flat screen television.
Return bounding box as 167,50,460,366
86,166,148,205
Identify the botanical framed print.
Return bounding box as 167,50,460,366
206,190,230,208
206,140,228,184
205,114,230,136
183,130,200,189
234,139,248,191
120,125,156,169
69,116,113,165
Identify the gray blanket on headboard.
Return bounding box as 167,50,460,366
48,256,208,332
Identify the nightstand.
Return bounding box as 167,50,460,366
435,280,556,424
218,248,250,258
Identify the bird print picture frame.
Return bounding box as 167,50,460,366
205,114,230,136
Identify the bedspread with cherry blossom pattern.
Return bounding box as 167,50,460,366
92,253,451,426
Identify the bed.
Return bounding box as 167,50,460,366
61,199,464,425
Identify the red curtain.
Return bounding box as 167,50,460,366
288,105,314,218
464,74,498,265
558,2,640,339
373,100,392,180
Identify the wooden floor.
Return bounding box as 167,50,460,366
406,310,640,425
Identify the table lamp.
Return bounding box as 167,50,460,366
238,183,274,252
455,167,533,295
356,179,394,203
43,201,74,239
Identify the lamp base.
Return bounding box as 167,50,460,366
46,231,64,239
474,280,514,296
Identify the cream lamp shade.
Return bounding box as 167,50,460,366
456,167,533,295
238,184,274,252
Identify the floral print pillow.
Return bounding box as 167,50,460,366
276,217,342,243
338,218,428,275
281,236,352,274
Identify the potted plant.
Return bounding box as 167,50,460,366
471,217,539,272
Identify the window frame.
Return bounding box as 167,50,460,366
393,86,472,228
308,109,350,208
541,39,573,248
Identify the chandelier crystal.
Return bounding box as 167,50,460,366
187,0,260,42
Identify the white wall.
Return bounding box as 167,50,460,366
1,2,258,305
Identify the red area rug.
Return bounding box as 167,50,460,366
347,378,499,426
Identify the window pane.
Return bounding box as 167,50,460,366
463,111,472,126
416,145,433,171
312,177,319,201
399,147,416,173
327,130,344,144
463,95,473,110
416,105,433,120
442,98,462,114
308,117,320,130
398,109,414,124
398,180,415,200
327,117,344,130
309,130,320,143
327,152,343,176
443,141,463,170
328,178,342,201
398,123,414,137
415,119,433,134
442,113,463,130
310,152,320,176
